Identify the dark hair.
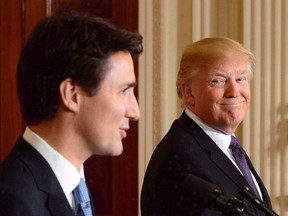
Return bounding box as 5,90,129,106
17,11,143,125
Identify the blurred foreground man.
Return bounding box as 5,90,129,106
0,11,143,216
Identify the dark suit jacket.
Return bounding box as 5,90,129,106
0,137,95,216
141,111,272,216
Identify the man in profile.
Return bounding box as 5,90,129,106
0,11,143,216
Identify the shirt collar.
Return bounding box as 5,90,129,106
185,109,232,150
23,127,84,197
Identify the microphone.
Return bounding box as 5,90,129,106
181,174,255,216
239,186,279,216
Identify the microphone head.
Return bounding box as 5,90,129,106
239,186,265,207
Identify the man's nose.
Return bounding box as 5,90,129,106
127,95,140,121
225,80,240,98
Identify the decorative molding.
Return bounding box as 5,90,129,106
152,0,162,148
138,0,287,215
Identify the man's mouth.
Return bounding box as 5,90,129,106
120,128,128,138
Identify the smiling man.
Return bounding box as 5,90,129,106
141,37,272,216
0,11,142,216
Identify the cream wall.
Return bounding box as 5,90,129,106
138,0,288,215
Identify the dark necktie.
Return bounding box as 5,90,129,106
229,136,260,198
73,178,93,216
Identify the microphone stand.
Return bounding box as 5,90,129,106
239,186,279,216
210,189,255,216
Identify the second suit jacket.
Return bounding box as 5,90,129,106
0,137,95,216
141,111,271,216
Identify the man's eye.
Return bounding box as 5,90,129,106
237,76,247,82
212,79,223,83
120,87,132,95
211,78,225,86
120,89,127,95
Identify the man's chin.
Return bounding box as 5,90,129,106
213,122,240,134
110,144,124,156
93,142,123,156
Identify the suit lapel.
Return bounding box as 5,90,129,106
178,112,272,208
47,194,75,216
177,112,253,189
12,138,75,216
245,154,272,206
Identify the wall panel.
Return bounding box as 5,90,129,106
139,0,287,215
0,0,139,215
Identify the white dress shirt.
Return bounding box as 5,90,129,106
23,127,85,211
185,109,263,199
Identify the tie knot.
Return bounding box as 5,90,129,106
229,136,241,150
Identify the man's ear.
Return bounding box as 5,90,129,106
59,78,80,112
181,82,195,107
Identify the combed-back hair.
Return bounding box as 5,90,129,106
176,37,255,107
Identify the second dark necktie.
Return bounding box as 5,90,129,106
229,136,260,198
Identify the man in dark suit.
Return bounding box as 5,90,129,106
0,11,143,216
141,37,272,215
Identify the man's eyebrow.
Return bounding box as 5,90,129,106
126,81,138,88
208,71,227,78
